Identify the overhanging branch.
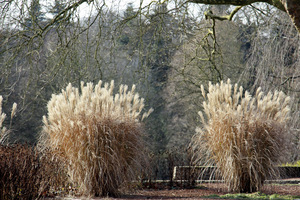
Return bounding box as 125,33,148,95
187,0,285,11
187,0,300,32
204,6,242,21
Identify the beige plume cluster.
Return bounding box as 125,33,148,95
42,80,152,197
0,96,17,144
192,79,291,193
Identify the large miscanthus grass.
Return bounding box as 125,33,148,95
191,79,291,193
41,80,152,197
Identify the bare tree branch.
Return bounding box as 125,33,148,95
187,0,300,32
204,6,242,21
187,0,284,10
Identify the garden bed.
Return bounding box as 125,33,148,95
50,181,300,199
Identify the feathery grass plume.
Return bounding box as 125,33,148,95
0,96,17,144
191,79,291,193
41,80,152,197
0,96,6,134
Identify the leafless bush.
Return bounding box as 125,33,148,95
41,80,152,197
191,79,291,193
0,144,67,199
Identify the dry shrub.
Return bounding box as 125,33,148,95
41,80,152,197
0,96,67,198
191,79,291,193
0,144,66,199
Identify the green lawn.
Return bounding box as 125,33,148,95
203,192,300,200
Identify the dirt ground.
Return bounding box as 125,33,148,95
116,183,300,200
59,181,300,200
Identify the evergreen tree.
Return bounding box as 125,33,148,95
23,0,45,29
142,2,183,179
51,0,66,15
123,3,135,19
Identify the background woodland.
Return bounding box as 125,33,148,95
0,0,299,180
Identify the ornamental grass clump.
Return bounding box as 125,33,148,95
41,80,152,197
191,79,291,193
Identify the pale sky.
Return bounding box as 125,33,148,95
77,0,155,17
76,0,203,19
